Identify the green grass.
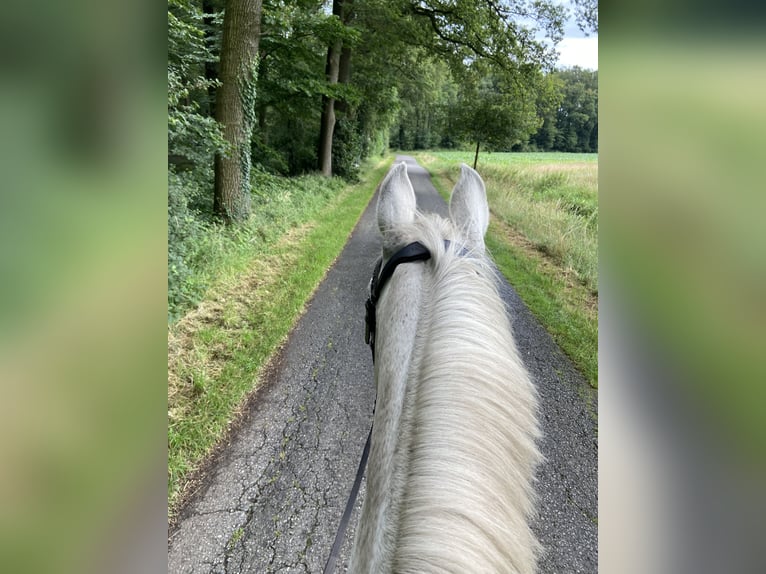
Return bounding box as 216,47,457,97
167,157,393,515
169,169,354,321
420,150,598,293
427,150,598,165
485,227,598,386
415,151,598,388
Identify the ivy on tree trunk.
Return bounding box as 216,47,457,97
213,0,263,223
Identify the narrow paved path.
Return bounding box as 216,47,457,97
168,156,597,573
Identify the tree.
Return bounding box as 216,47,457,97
254,1,335,174
529,73,563,151
317,0,356,176
213,0,263,223
404,0,566,71
391,57,456,151
386,0,567,162
452,66,543,168
168,0,224,170
314,0,567,176
572,0,598,35
553,67,598,152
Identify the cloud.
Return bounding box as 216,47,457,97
557,36,599,70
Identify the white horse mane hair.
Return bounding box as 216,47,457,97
350,163,542,574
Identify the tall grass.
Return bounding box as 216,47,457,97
420,151,598,294
169,169,347,322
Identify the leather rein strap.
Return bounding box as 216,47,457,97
322,425,372,574
323,242,432,574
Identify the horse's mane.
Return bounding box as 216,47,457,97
392,212,543,573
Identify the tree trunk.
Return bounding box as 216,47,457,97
213,0,263,223
473,139,480,170
318,38,341,177
317,0,353,176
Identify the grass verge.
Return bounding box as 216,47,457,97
167,157,392,517
418,150,598,293
416,152,598,388
170,169,353,321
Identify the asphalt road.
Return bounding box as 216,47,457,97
168,156,598,573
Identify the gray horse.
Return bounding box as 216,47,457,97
349,163,542,573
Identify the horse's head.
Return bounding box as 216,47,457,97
377,161,489,257
365,162,491,363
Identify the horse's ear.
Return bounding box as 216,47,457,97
377,162,416,238
449,163,489,251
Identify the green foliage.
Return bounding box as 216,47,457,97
390,57,456,150
349,44,403,160
168,0,226,167
251,135,290,175
389,57,599,157
168,0,589,178
528,73,564,151
224,53,261,222
403,0,567,72
168,0,230,315
168,166,348,321
572,0,599,35
449,64,543,162
168,169,209,320
331,117,362,180
255,0,362,175
363,125,389,158
375,0,572,155
553,67,598,152
258,111,320,175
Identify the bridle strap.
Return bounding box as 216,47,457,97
324,241,438,572
370,241,432,305
365,241,432,361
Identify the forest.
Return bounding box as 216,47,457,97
168,0,598,318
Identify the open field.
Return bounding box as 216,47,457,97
420,151,597,293
415,151,598,387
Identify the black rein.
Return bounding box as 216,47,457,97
323,241,434,574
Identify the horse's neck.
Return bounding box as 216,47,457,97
351,253,542,574
351,263,428,573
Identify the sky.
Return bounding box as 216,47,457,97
557,35,598,70
553,1,598,70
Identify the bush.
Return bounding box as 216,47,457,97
362,128,388,159
332,117,362,181
168,170,207,320
251,135,290,176
264,114,319,175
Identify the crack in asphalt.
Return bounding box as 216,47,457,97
168,156,598,573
